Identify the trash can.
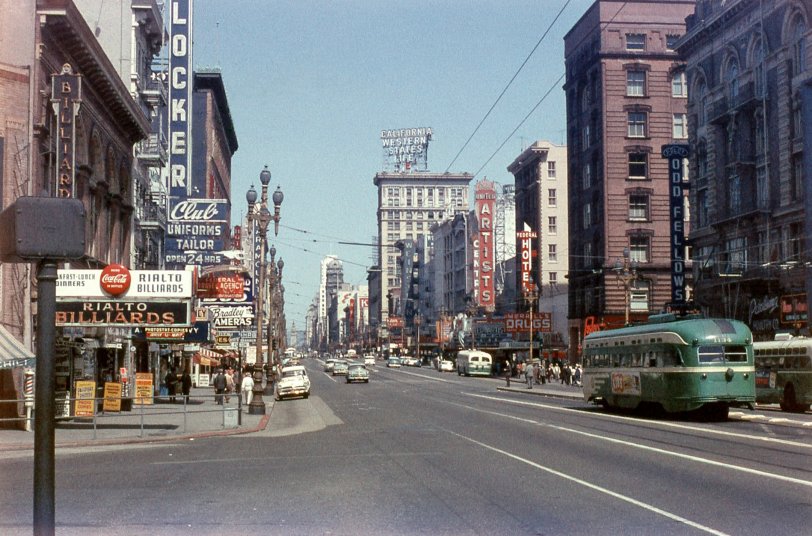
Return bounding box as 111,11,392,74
223,407,238,429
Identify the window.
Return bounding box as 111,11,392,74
726,60,739,100
630,236,650,263
696,188,709,228
793,103,803,139
753,41,766,96
672,113,688,139
671,72,687,97
628,152,647,179
548,244,557,262
548,188,557,206
626,33,646,51
729,172,742,213
629,194,649,221
756,167,768,209
583,242,593,270
630,279,650,312
548,216,557,234
547,161,556,178
549,272,558,285
666,34,680,50
582,124,591,148
583,204,592,229
793,17,806,75
697,80,708,124
792,155,804,201
627,112,647,137
627,71,646,96
583,162,592,189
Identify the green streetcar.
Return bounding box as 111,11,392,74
753,335,812,413
581,314,755,419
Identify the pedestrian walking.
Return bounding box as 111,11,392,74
181,368,192,402
165,367,178,403
225,369,234,403
241,371,255,406
574,364,582,387
525,363,534,389
213,369,226,404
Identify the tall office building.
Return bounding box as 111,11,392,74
564,0,694,352
372,172,473,329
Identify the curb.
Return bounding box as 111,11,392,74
0,404,274,452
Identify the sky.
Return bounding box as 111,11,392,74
189,0,594,332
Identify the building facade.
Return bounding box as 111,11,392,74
372,171,473,337
507,141,570,351
564,0,695,358
677,0,810,339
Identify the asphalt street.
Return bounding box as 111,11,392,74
0,359,810,535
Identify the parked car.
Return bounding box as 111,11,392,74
439,360,455,372
387,357,402,368
332,359,349,375
346,364,370,383
364,354,376,366
275,365,311,401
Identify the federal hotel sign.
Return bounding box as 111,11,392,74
55,265,193,326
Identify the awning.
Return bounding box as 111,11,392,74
0,325,35,370
193,348,222,367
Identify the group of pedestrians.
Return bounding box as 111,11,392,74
509,360,582,389
163,367,192,403
212,367,257,407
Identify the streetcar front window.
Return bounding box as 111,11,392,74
698,345,724,363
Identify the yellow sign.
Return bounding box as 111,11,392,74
74,380,96,416
103,382,122,412
134,372,153,405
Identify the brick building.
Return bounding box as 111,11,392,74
564,0,695,354
677,0,811,339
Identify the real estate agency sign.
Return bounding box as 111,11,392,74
55,265,193,326
474,180,496,311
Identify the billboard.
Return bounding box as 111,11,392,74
168,0,193,198
381,127,432,172
57,267,193,299
55,300,191,327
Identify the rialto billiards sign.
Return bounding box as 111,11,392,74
56,264,192,327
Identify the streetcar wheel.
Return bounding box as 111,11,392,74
702,403,729,421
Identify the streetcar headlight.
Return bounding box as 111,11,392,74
701,373,707,379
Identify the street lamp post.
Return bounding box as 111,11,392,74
524,285,539,367
245,165,283,415
613,247,639,326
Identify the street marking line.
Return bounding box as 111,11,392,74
466,393,812,449
449,431,731,536
449,400,812,489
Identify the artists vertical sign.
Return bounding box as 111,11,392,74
51,64,82,198
662,144,690,307
474,180,496,310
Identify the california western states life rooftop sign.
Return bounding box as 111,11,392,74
55,264,193,327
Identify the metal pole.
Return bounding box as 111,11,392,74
33,260,57,536
249,233,267,415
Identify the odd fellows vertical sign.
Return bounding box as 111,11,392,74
517,223,538,295
661,144,689,308
474,179,496,311
51,64,82,198
168,0,192,198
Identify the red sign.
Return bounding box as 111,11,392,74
100,264,131,296
474,180,496,311
197,272,244,300
387,316,403,329
517,229,537,294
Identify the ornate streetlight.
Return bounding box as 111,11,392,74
613,247,639,326
524,284,540,367
245,165,283,415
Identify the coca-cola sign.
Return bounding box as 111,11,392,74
168,198,228,223
100,264,131,296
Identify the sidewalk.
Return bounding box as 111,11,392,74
0,386,274,451
496,378,584,400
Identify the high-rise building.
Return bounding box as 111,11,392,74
676,0,811,339
564,0,694,353
372,172,473,331
508,141,570,351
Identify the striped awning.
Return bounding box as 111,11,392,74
0,325,35,370
193,348,222,367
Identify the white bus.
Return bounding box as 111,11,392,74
456,350,493,377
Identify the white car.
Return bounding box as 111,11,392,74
364,354,376,366
275,365,311,400
439,360,455,372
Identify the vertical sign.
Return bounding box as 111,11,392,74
168,0,193,197
517,226,537,295
51,64,82,198
662,144,690,308
474,180,496,311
